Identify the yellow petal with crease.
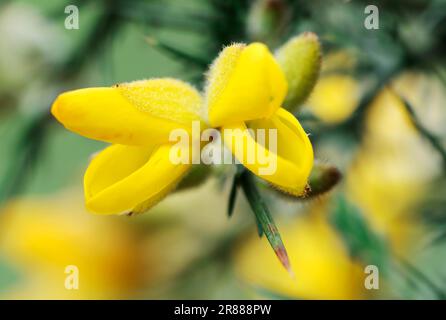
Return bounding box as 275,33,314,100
84,144,191,215
222,108,313,195
206,43,287,127
52,79,202,145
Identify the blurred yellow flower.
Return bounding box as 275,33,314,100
321,50,357,73
0,195,144,299
234,210,367,300
305,50,360,124
0,3,66,98
52,40,314,214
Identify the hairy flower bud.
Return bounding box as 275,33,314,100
306,162,342,198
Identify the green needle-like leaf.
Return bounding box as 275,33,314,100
239,169,292,275
396,257,446,299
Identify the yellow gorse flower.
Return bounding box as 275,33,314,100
234,207,367,300
51,42,314,215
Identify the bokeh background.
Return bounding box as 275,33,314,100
0,0,446,299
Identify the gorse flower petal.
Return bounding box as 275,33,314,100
222,108,313,195
205,43,287,127
84,144,191,215
52,79,202,145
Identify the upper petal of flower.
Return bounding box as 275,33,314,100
52,78,203,146
275,32,321,111
84,144,191,215
205,43,287,127
222,108,313,195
